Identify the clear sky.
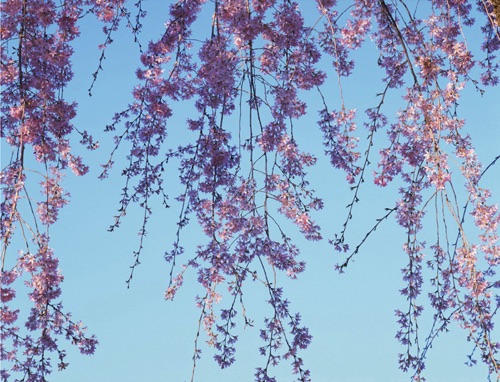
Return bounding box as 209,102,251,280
4,2,500,381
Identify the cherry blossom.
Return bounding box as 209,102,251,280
1,0,499,380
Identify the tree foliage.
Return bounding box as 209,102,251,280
1,0,499,381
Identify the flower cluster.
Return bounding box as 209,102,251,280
2,0,499,380
318,108,361,184
1,237,98,380
1,0,104,378
106,0,499,380
317,0,499,379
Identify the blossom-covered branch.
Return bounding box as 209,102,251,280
1,0,499,381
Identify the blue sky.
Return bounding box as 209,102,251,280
4,1,500,381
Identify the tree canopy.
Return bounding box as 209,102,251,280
1,0,499,381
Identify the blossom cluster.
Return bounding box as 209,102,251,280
103,0,499,380
1,238,98,380
1,0,108,378
1,0,499,380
